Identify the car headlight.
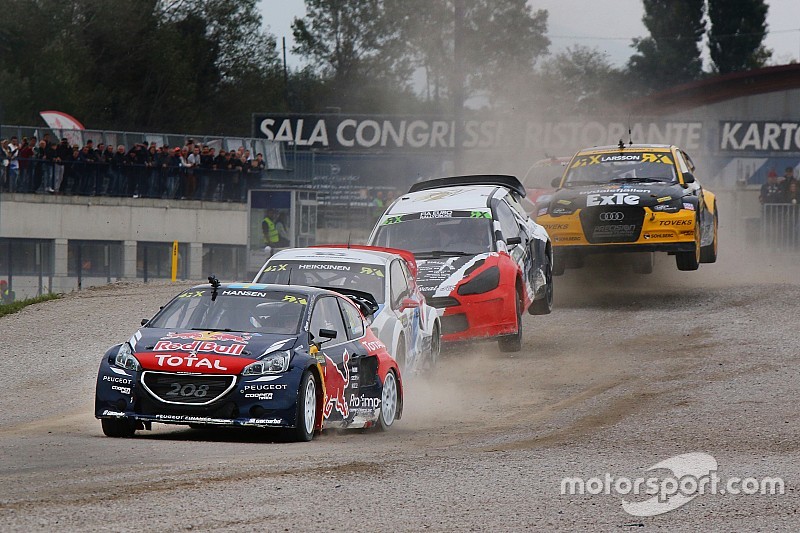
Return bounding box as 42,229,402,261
114,343,141,371
457,266,500,295
242,350,291,375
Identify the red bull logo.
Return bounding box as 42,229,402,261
323,352,350,419
153,340,246,356
164,331,253,343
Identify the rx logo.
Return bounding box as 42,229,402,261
177,291,204,298
599,212,625,221
283,295,308,305
470,211,491,218
263,263,287,272
382,216,403,225
360,267,385,277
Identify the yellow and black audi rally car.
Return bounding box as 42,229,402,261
535,143,718,274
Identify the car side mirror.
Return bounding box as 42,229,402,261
551,177,562,188
319,328,337,340
506,236,522,246
399,297,420,311
141,318,149,326
682,172,695,185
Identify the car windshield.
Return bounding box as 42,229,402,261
564,152,677,186
371,213,494,256
257,260,386,303
146,288,306,334
523,160,567,189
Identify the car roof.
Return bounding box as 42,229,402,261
268,247,395,265
575,144,676,155
385,185,501,215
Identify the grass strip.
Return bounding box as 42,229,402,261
0,293,62,318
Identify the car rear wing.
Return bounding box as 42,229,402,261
408,174,526,198
310,244,418,278
315,287,380,320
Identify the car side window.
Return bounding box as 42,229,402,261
390,260,409,308
338,299,365,339
505,193,527,219
674,151,690,174
495,200,521,240
399,260,414,290
309,296,347,342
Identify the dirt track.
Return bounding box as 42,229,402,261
1,234,798,531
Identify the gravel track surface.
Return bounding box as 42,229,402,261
0,234,798,531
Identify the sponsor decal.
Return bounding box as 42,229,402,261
222,289,273,298
543,223,570,230
593,224,637,237
154,414,232,423
470,210,492,218
241,384,288,391
360,266,385,277
537,207,549,217
262,263,288,272
282,294,308,305
658,220,693,226
556,199,572,205
382,215,403,225
102,410,126,417
420,210,453,218
138,352,253,374
599,212,625,221
587,193,640,207
244,392,273,400
349,394,381,409
298,264,351,270
153,340,245,357
683,203,695,211
579,188,650,195
109,366,131,377
555,236,581,242
323,352,351,418
644,233,673,239
652,204,678,212
601,154,641,162
246,418,283,425
111,385,131,394
362,340,386,352
103,375,133,384
681,230,695,236
177,290,205,298
657,196,672,203
227,283,269,290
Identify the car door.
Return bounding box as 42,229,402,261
308,295,356,423
495,198,532,277
388,259,414,363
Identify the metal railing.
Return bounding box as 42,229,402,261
761,203,800,251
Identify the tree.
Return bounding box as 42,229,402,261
708,0,771,74
535,46,624,117
291,0,413,111
627,0,706,92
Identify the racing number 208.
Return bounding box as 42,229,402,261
166,383,210,398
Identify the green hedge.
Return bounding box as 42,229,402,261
0,293,62,318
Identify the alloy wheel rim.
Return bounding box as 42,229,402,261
304,377,316,433
381,372,397,424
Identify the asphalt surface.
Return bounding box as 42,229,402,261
0,233,798,531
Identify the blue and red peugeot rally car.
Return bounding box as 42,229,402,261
95,278,402,441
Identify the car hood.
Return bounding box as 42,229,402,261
130,328,299,361
414,253,492,297
548,182,689,213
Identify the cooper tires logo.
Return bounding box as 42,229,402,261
599,212,625,221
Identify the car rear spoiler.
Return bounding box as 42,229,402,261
310,244,418,278
408,174,526,198
315,287,380,319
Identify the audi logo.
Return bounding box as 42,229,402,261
599,212,625,221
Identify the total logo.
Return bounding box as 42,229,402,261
599,212,625,221
587,193,640,206
153,353,228,370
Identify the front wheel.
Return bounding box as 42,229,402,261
530,255,553,315
700,207,718,263
498,292,522,352
378,370,399,431
293,371,317,442
101,417,137,438
425,324,440,371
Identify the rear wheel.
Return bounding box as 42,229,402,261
552,250,565,276
498,290,522,352
700,206,718,263
394,338,407,373
632,252,654,274
378,370,398,431
101,418,136,438
425,324,440,371
293,371,317,442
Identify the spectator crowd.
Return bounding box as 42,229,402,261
0,135,267,202
760,166,800,205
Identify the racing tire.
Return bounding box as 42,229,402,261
378,370,399,431
552,250,565,276
293,370,317,442
632,252,654,274
425,324,440,371
101,418,137,438
498,291,522,353
676,216,701,271
700,206,718,264
530,255,553,315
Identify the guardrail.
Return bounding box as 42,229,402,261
761,203,800,251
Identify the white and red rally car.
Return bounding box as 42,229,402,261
368,175,553,352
